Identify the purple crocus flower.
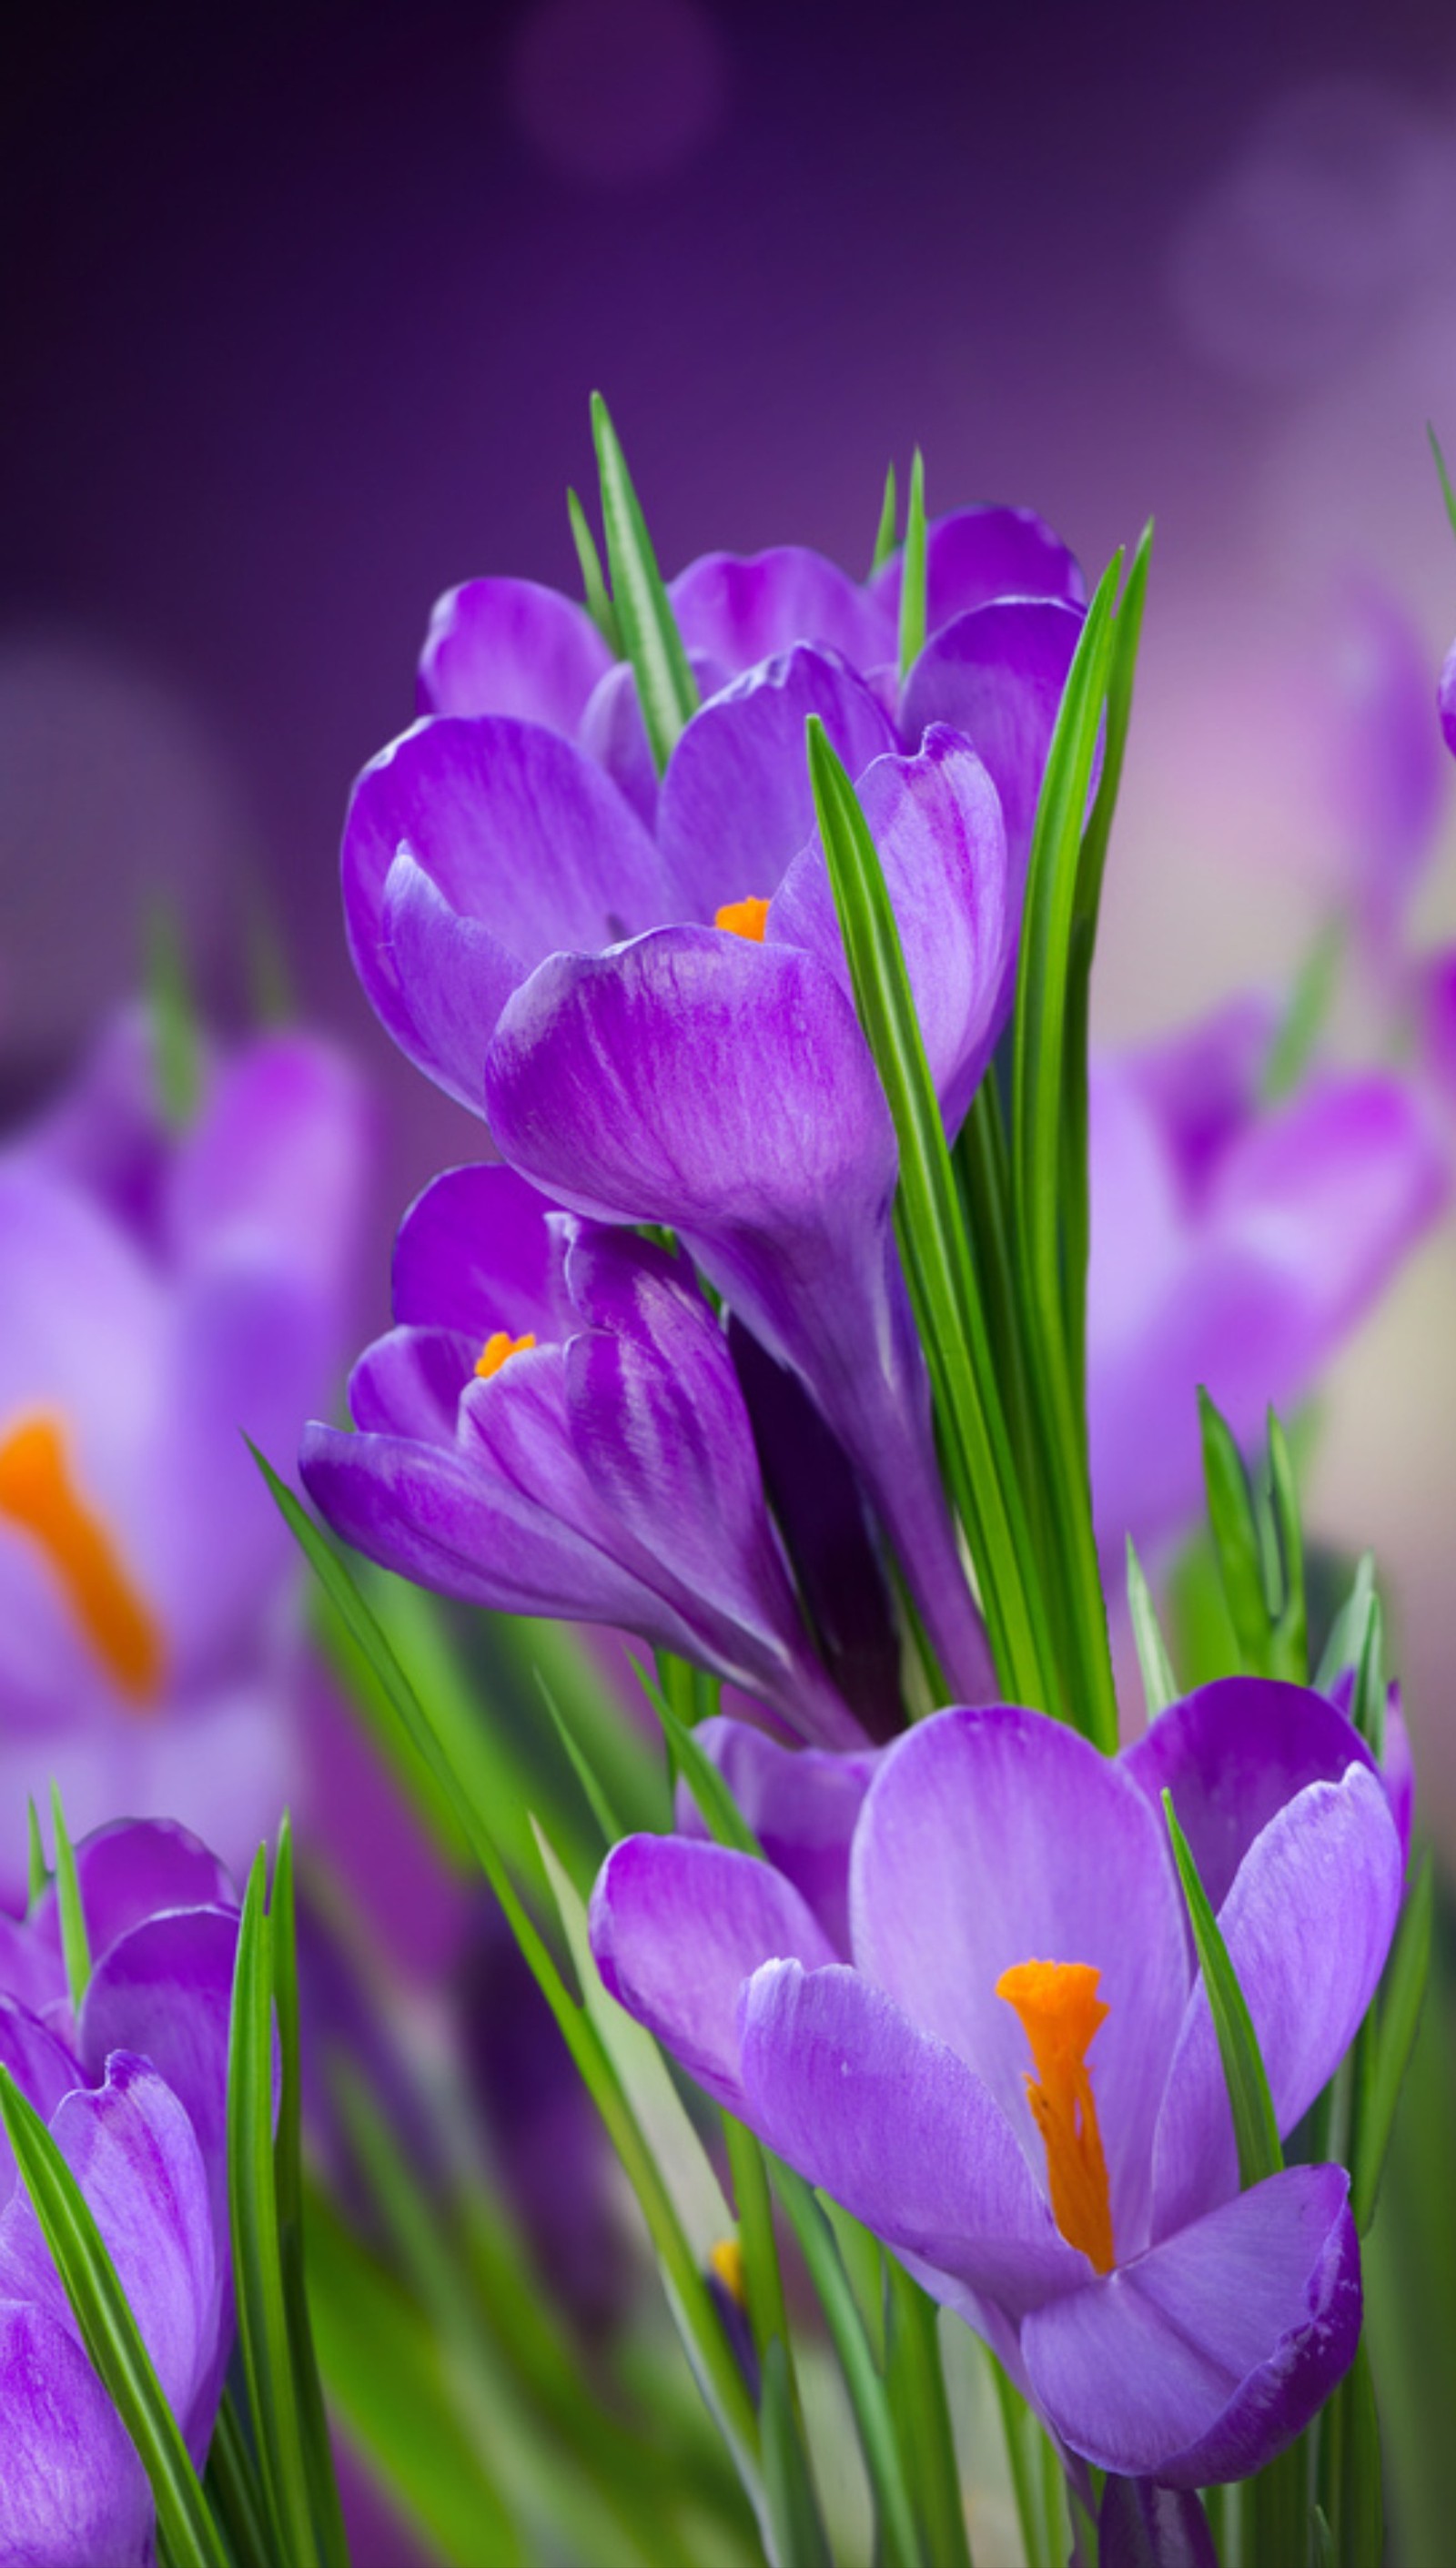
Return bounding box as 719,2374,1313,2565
592,1677,1402,2484
302,1163,864,1747
1087,997,1448,1557
0,1815,240,2567
0,1009,370,1894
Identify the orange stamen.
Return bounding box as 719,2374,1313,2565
709,2237,747,2308
714,896,771,942
0,1414,164,1708
474,1329,537,1380
996,1958,1115,2274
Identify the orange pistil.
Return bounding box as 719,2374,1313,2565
713,895,771,942
0,1413,164,1708
474,1329,537,1381
996,1958,1115,2274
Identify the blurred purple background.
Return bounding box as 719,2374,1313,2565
5,0,1456,1815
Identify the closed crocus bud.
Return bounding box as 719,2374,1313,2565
0,1816,240,2568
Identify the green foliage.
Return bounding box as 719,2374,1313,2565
591,392,699,770
896,448,927,682
567,484,623,652
144,903,203,1129
49,1784,91,2013
1126,1539,1178,1718
871,461,899,575
1162,1791,1282,2189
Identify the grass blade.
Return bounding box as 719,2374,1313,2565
50,1782,92,2012
1126,1540,1178,1719
885,2261,973,2568
567,484,622,652
0,2069,231,2568
269,1823,349,2568
1198,1388,1273,1673
761,2337,834,2568
591,392,698,771
1163,1792,1281,2187
871,462,898,576
897,448,927,681
1353,1855,1433,2232
145,900,203,1128
1428,422,1456,541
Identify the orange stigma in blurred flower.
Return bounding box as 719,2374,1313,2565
0,1414,164,1708
709,2237,747,2309
714,896,771,942
996,1958,1115,2273
474,1330,537,1380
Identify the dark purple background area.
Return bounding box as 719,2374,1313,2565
5,0,1452,1118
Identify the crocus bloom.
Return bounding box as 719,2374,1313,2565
302,1164,864,1747
0,1815,240,2567
0,1009,370,1894
593,1678,1402,2483
1087,997,1448,1557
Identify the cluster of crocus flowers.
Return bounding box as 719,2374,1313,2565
0,1007,369,1890
0,1816,240,2564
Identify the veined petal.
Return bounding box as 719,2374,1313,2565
1023,2166,1359,2485
655,646,895,921
578,647,729,830
680,1717,883,1955
348,1326,472,1447
0,2001,83,2210
379,852,520,1112
342,715,670,1097
771,724,1014,1130
669,548,895,677
78,1909,238,2254
391,1163,569,1342
851,1705,1188,2260
0,2298,153,2566
873,507,1086,639
739,1958,1086,2315
589,1836,836,2115
416,577,613,726
1150,1767,1401,2239
899,598,1085,896
1122,1677,1382,1917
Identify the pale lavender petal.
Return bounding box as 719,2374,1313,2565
852,1704,1188,2260
670,548,895,677
0,2299,153,2566
417,577,612,725
771,725,1013,1128
655,646,895,919
739,1957,1086,2312
0,2055,222,2455
589,1836,836,2113
898,599,1085,879
1122,1676,1382,1916
1151,1767,1401,2239
342,714,669,1097
164,1032,370,1312
874,507,1086,638
79,1909,238,2250
391,1163,569,1342
1023,2166,1359,2485
379,851,520,1110
678,1717,883,1954
1121,997,1277,1201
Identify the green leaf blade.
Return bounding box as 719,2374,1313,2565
1163,1791,1282,2189
896,448,927,682
870,462,898,576
591,393,698,771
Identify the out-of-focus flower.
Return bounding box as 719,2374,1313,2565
302,1165,864,1747
1087,998,1448,1557
0,1816,239,2567
0,1009,370,1891
592,1681,1401,2484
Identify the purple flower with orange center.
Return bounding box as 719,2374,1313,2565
593,1678,1402,2483
0,1008,370,1891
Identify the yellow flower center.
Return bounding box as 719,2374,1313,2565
474,1330,537,1381
996,1957,1115,2274
0,1414,164,1708
713,896,771,942
709,2237,747,2308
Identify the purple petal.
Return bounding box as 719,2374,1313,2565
851,1704,1188,2261
347,1326,470,1446
78,1909,238,2253
0,2054,222,2456
0,2299,154,2564
391,1162,569,1341
484,929,991,1697
874,507,1086,639
1098,2478,1218,2568
577,647,729,830
589,1835,836,2114
1122,1676,1382,1916
164,1032,370,1311
1440,636,1456,763
670,548,895,677
655,646,896,919
1120,997,1277,1203
1151,1767,1401,2239
0,2000,84,2209
416,577,612,725
771,724,1013,1128
898,598,1086,882
379,852,521,1111
52,1821,234,1966
1023,2165,1359,2484
678,1717,884,1954
739,1956,1086,2312
12,1005,173,1245
342,715,669,1098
